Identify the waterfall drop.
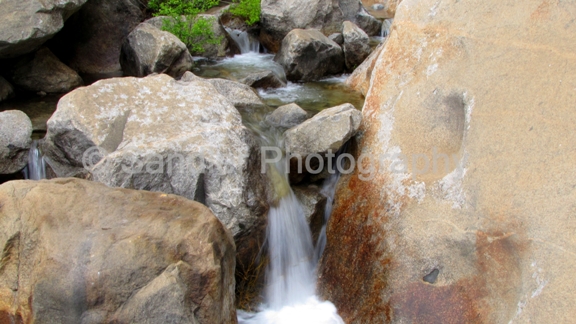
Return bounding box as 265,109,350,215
226,28,261,54
238,136,343,324
23,140,46,180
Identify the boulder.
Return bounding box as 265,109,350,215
0,0,87,58
11,47,83,93
345,41,385,96
0,178,236,323
275,29,345,82
48,0,145,75
318,0,576,323
0,76,15,102
42,73,269,240
240,71,287,89
342,21,372,70
265,103,308,128
0,110,33,174
285,103,361,159
260,0,376,51
120,23,193,79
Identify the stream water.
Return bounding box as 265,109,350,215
205,31,364,324
2,27,370,322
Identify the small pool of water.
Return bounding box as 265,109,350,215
193,53,365,114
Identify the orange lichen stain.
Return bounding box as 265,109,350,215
318,162,394,323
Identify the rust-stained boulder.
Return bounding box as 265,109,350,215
318,0,576,323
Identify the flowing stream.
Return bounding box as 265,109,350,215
215,29,360,324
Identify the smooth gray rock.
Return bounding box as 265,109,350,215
275,29,344,82
120,23,193,78
0,76,15,102
342,21,372,70
12,48,83,93
206,78,267,110
285,103,361,158
0,0,87,58
266,103,308,128
0,110,33,174
240,70,287,89
42,74,269,238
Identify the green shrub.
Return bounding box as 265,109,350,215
147,0,222,53
228,0,261,26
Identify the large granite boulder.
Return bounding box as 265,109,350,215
319,0,576,323
12,47,83,93
48,0,145,75
0,178,236,323
0,110,33,174
120,23,193,79
342,21,372,70
42,73,269,240
275,29,345,82
285,103,361,159
0,76,15,102
0,0,87,58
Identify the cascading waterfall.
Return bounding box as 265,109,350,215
226,28,261,54
23,140,46,180
238,134,344,324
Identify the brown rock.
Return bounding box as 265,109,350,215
318,0,576,323
0,178,236,323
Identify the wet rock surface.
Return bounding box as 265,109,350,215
0,110,32,174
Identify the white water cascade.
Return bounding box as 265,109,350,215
238,137,344,324
226,28,261,54
23,140,47,180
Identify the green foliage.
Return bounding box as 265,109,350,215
147,0,222,53
228,0,261,26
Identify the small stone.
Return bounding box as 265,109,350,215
266,103,308,128
0,110,33,174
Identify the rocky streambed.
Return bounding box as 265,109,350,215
2,0,576,323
